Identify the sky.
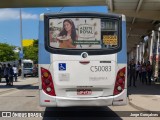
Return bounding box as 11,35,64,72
0,6,108,47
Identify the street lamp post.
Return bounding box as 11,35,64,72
20,8,24,79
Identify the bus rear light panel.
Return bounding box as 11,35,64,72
114,67,126,95
41,67,56,96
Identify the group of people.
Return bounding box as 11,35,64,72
128,59,153,87
0,63,18,86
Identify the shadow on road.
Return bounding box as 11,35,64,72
42,107,122,120
21,85,39,90
127,79,160,95
0,84,38,90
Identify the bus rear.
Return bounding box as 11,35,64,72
39,13,127,107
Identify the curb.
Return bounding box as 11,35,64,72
128,95,148,111
129,101,160,114
128,95,152,112
128,101,149,111
0,82,38,95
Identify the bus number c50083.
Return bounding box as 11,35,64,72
90,66,111,72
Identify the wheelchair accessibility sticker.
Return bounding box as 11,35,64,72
59,63,66,71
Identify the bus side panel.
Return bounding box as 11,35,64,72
113,15,127,105
117,15,127,86
117,15,127,65
38,19,50,65
38,15,52,106
38,17,51,89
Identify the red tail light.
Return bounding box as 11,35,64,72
41,67,56,96
114,67,126,95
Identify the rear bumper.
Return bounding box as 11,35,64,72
39,89,127,107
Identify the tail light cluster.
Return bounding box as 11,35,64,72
41,67,56,96
113,67,126,95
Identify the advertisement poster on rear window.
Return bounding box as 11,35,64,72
49,18,101,49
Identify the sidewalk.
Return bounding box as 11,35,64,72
128,78,160,111
0,77,38,94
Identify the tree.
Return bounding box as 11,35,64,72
33,39,38,47
23,40,38,63
0,43,18,62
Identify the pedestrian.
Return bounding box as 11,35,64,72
141,62,147,84
13,64,18,82
127,61,131,78
147,61,152,85
33,64,38,77
8,64,14,86
135,61,140,81
3,64,9,85
139,61,142,82
129,59,136,87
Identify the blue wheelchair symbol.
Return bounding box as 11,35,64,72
59,63,66,71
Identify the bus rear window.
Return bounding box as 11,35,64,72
48,18,119,49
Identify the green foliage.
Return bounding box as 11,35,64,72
0,43,18,62
23,40,38,63
33,39,38,47
14,52,19,60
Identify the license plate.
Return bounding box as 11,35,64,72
77,89,92,95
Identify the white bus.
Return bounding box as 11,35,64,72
38,12,127,107
23,59,34,77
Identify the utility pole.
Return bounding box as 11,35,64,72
20,8,24,79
